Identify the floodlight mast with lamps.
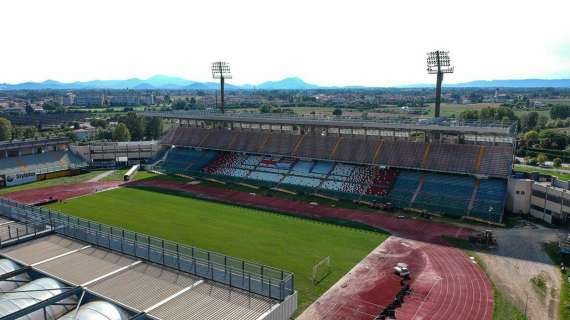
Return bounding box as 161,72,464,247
426,51,454,118
211,61,232,113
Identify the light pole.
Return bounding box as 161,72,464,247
211,61,232,113
427,51,454,118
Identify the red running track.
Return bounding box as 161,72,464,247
2,181,123,205
129,180,494,320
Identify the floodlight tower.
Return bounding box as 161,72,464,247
426,50,453,118
211,61,232,113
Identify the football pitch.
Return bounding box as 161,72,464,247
47,186,389,312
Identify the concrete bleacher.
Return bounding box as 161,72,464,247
232,132,268,153
294,135,339,159
162,148,218,172
470,179,507,222
478,145,513,177
160,130,511,222
201,129,235,150
330,163,354,177
248,171,283,183
291,160,313,173
164,127,513,178
424,143,479,173
413,174,475,216
282,175,321,188
334,137,378,163
375,141,426,168
312,161,333,175
263,134,301,155
390,171,421,205
0,150,86,176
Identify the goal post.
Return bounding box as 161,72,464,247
312,256,331,285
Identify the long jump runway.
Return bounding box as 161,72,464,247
131,180,494,320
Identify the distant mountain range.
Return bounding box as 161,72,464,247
404,79,570,88
1,75,570,90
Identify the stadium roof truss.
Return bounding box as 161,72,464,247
141,111,517,140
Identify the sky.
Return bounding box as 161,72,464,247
1,0,570,86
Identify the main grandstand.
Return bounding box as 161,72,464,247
145,111,516,223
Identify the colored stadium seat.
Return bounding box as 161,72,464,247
161,148,218,172
412,173,475,217
470,179,507,222
164,128,513,178
0,151,87,176
478,145,513,177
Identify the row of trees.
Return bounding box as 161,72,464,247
521,129,569,150
459,106,570,135
550,105,570,120
0,118,41,141
110,113,163,142
458,106,518,122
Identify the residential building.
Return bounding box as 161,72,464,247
75,94,104,107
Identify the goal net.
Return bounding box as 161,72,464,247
312,256,331,285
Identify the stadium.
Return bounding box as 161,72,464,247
0,110,516,320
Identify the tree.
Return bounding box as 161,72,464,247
42,100,61,111
145,117,163,140
537,114,549,129
172,100,187,110
120,112,145,140
519,111,539,131
259,105,272,113
459,109,479,120
536,153,548,164
523,130,539,146
23,127,37,139
538,129,568,149
332,108,342,116
113,123,131,141
550,105,570,120
553,158,562,168
90,119,108,128
0,118,13,141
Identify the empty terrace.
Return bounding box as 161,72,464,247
0,234,279,320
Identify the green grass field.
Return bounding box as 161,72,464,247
514,165,570,181
47,187,388,312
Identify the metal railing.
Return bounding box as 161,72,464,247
0,198,294,301
0,220,50,246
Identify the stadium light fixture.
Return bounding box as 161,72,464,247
426,50,453,118
211,61,232,113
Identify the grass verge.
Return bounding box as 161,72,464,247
514,165,570,181
543,241,570,320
